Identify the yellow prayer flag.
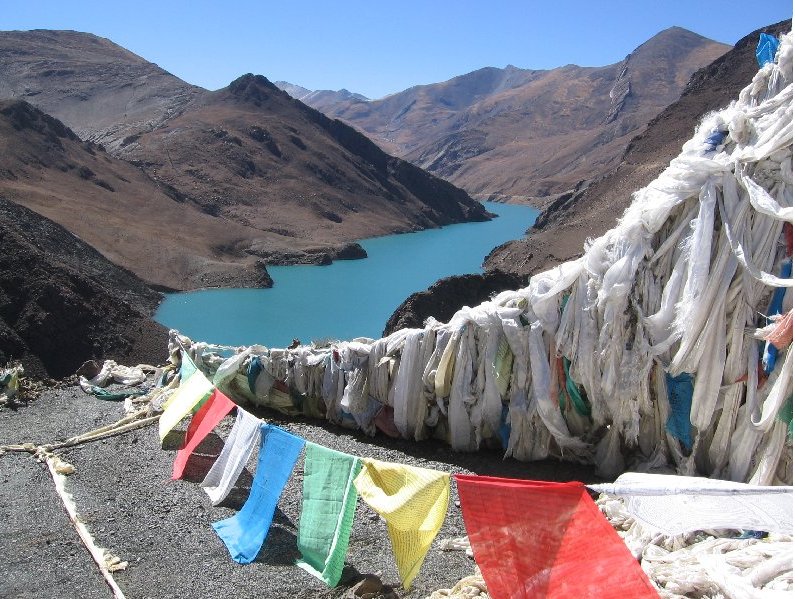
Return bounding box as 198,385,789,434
158,370,214,443
354,458,450,589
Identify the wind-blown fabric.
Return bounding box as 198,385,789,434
172,388,236,480
212,424,304,564
201,408,261,505
296,443,361,586
455,475,658,599
354,458,449,589
159,369,214,443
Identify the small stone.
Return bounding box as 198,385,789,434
351,574,383,596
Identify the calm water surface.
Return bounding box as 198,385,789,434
155,202,538,347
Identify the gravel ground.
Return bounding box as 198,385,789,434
0,382,599,599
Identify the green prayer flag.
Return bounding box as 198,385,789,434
296,443,361,586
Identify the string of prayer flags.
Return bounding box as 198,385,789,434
455,475,658,599
159,369,214,443
212,424,305,564
172,388,236,480
201,408,261,505
296,443,361,586
354,458,449,589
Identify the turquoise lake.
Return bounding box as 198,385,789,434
155,202,538,348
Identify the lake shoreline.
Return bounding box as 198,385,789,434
156,202,539,349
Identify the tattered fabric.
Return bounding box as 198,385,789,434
354,458,449,589
296,443,361,586
212,424,304,563
172,388,236,480
455,474,658,599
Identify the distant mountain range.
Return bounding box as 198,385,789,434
0,30,489,291
273,82,370,110
484,19,792,279
276,27,730,203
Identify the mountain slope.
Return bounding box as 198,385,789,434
0,30,489,286
296,27,730,202
484,20,792,279
0,99,273,291
0,195,168,378
118,74,490,248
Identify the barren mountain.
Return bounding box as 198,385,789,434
292,27,730,203
484,20,792,279
0,30,489,288
384,21,791,331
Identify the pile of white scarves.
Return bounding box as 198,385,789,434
168,31,793,484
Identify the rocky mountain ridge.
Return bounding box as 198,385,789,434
0,98,273,291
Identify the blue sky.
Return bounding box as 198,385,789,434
3,1,792,99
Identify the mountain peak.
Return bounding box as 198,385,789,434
637,25,716,49
227,73,281,104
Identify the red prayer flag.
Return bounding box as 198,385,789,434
455,474,658,599
172,388,236,480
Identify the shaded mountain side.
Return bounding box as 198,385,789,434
0,31,490,275
0,196,168,378
383,271,524,336
484,20,792,280
0,99,273,291
299,27,729,202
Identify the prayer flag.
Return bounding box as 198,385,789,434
354,458,449,589
296,443,361,586
159,370,214,443
172,388,236,480
455,475,658,599
212,424,304,564
201,408,261,505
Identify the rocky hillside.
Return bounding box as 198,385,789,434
485,20,792,279
288,27,729,203
0,195,168,378
0,30,489,289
